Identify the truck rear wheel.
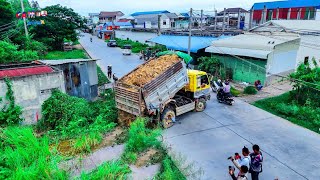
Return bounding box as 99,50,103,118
161,108,175,129
196,98,206,112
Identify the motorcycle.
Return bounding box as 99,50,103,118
217,88,235,105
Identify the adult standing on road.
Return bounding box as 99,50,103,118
107,65,112,79
249,144,263,180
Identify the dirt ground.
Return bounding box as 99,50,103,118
234,80,293,103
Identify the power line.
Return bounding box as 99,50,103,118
0,21,16,28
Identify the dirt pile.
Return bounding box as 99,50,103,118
121,54,181,87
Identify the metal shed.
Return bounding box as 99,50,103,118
39,59,99,101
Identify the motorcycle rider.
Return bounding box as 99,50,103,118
223,81,231,98
90,37,92,42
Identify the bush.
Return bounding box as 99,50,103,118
79,160,131,180
0,127,67,179
72,132,103,154
38,90,116,138
42,50,88,60
0,78,23,126
244,86,258,95
125,118,161,153
231,86,241,97
0,41,38,63
198,56,225,78
156,156,186,180
26,39,48,56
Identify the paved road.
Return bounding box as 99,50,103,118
80,34,320,180
79,33,143,78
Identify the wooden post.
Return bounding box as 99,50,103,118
298,8,301,20
237,8,241,29
222,8,226,32
287,8,291,19
276,7,279,20
214,9,218,30
188,8,193,55
158,15,161,35
249,8,253,29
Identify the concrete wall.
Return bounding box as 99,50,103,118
296,35,320,68
0,71,65,124
266,38,300,84
316,9,320,21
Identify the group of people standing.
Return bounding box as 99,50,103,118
228,144,263,180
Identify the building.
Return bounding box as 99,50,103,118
249,0,320,27
205,33,300,86
250,20,320,68
216,8,248,29
148,35,228,53
0,62,65,124
134,13,178,29
99,11,124,23
39,59,99,101
179,12,208,27
88,13,99,25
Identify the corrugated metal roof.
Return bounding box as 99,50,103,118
205,46,272,59
0,65,54,79
208,33,299,51
148,35,228,53
134,14,159,25
164,13,178,19
252,0,320,10
99,11,124,17
131,10,170,16
39,59,98,65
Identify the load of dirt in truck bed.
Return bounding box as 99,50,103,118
121,54,181,87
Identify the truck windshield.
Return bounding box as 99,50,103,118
197,75,209,88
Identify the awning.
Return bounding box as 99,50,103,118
148,35,227,53
205,46,271,59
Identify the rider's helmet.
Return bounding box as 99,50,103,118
225,81,229,85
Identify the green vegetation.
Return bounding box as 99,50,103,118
156,156,186,180
30,4,85,50
231,86,241,97
254,61,320,133
0,126,68,179
79,160,131,180
38,90,117,139
198,56,225,79
109,38,167,53
0,78,23,126
244,86,258,95
43,50,88,60
0,41,38,63
0,0,14,26
97,66,110,85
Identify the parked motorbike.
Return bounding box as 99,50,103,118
216,88,234,105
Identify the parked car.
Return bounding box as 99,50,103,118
107,40,117,47
122,44,132,55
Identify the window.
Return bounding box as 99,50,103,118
197,75,209,88
163,20,166,25
304,56,309,65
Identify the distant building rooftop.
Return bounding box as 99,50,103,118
252,0,320,10
99,11,124,18
131,10,170,16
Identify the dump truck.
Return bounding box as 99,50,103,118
114,54,211,128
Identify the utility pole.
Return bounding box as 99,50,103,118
158,14,161,36
20,0,29,38
200,9,203,32
188,8,193,55
222,8,226,33
237,8,241,29
214,9,217,31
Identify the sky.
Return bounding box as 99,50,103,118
38,0,273,16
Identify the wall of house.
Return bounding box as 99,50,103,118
175,20,189,29
211,54,267,85
266,39,300,82
0,72,65,124
160,16,170,29
296,35,320,68
316,9,320,21
53,61,98,102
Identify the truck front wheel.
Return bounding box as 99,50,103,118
196,98,206,112
161,108,175,129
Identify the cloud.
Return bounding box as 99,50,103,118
38,0,273,16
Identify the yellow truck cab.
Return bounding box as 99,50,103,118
185,70,211,98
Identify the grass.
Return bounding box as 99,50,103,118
155,156,186,180
253,92,320,133
97,65,110,85
42,49,88,60
0,126,68,179
79,160,131,180
244,86,258,95
107,38,167,53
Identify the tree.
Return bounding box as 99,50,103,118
198,56,225,78
30,4,85,50
0,0,14,27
